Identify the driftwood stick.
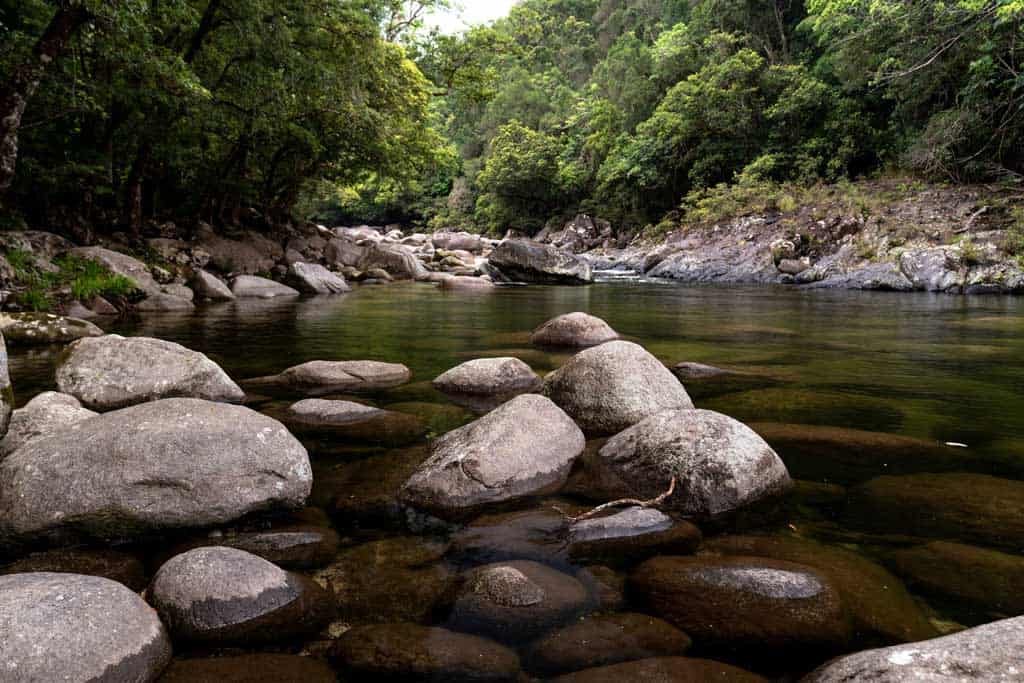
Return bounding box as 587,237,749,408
562,477,677,523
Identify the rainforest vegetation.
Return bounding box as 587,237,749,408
1,0,1023,237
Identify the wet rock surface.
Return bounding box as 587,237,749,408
0,332,10,440
167,524,341,571
567,507,702,562
0,311,104,345
487,239,593,285
1,548,147,591
230,275,300,298
158,654,337,683
549,656,768,682
530,312,618,348
279,399,425,447
247,359,411,396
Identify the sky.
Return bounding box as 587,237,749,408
428,1,517,33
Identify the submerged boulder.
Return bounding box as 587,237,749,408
399,394,585,520
530,312,618,348
550,657,768,683
287,262,350,294
247,359,411,396
0,572,171,682
55,335,244,410
280,398,425,447
488,239,593,285
590,409,792,521
0,398,312,545
542,341,693,435
159,654,336,683
0,391,97,459
230,275,300,298
150,546,332,644
567,507,702,562
0,312,103,345
0,548,147,592
804,616,1024,682
433,357,542,397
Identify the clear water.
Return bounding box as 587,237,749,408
6,281,1024,676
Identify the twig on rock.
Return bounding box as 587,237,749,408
560,477,677,524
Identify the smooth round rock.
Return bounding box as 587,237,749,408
287,262,350,294
280,398,425,448
167,525,341,571
542,341,693,435
230,275,300,298
190,270,235,301
150,546,333,644
158,654,336,683
448,560,592,643
439,276,495,291
247,359,411,396
524,612,692,676
399,394,585,521
55,335,244,411
530,312,618,348
332,623,521,682
567,507,702,562
432,357,542,396
592,409,792,521
0,572,171,682
550,657,768,683
0,391,97,459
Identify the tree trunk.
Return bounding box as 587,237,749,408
0,3,90,194
122,142,152,236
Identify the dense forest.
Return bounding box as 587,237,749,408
1,0,1022,239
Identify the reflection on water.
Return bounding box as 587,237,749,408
5,281,1024,675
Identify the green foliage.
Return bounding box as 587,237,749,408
957,237,984,265
1002,208,1024,257
6,251,137,311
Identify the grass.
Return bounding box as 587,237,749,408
5,251,138,312
957,237,983,266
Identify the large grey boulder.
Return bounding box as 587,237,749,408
55,335,244,411
591,409,791,520
531,312,618,348
0,391,97,459
899,247,965,292
432,230,484,253
0,312,103,345
433,357,542,397
0,398,312,545
804,616,1024,682
70,246,160,294
324,237,367,268
358,242,428,280
198,232,281,274
399,394,585,520
190,270,235,301
150,546,332,644
488,239,593,285
0,332,10,440
247,359,411,396
287,262,350,294
135,292,195,313
0,572,172,682
542,341,693,435
230,275,300,298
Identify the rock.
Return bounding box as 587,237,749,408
88,295,120,314
158,655,337,683
70,246,160,294
248,359,412,396
706,534,937,645
162,284,194,301
889,541,1024,617
326,446,427,531
433,230,485,253
191,270,235,301
590,409,791,521
848,473,1024,550
447,560,592,643
449,507,578,565
150,546,333,644
168,525,341,571
0,333,9,440
0,572,171,682
530,312,618,348
542,341,693,435
287,262,350,294
0,391,97,459
899,247,964,292
199,233,282,274
230,274,300,298
488,239,593,285
313,537,453,624
439,276,496,291
631,555,851,656
1,548,147,591
778,258,810,275
398,394,585,521
523,613,692,677
770,239,798,265
136,292,196,312
332,623,521,682
567,507,702,563
671,363,781,400
803,616,1024,682
578,565,626,612
0,398,312,545
751,423,969,484
56,335,244,410
324,237,367,267
432,357,542,398
550,657,768,683
279,398,425,447
0,312,103,345
359,242,428,280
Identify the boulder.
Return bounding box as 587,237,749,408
550,657,768,683
230,275,300,298
287,262,350,294
447,560,592,643
567,507,702,563
398,394,585,520
848,473,1024,550
631,555,851,655
523,613,692,677
449,508,575,566
55,335,244,410
324,237,368,268
247,359,411,396
198,233,281,274
167,524,341,571
0,312,103,345
1,548,147,592
899,247,964,292
326,446,428,531
439,276,496,291
0,391,97,459
136,292,196,312
279,398,425,447
432,357,542,397
332,623,521,682
191,270,235,301
542,341,693,435
150,546,333,644
358,242,429,280
804,616,1024,682
433,230,484,253
706,534,937,645
0,572,171,682
671,363,782,400
530,312,618,348
0,332,9,440
0,398,312,545
159,655,336,683
488,239,593,285
590,410,792,521
69,246,160,294
161,283,194,301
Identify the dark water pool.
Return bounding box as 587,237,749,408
6,281,1024,678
